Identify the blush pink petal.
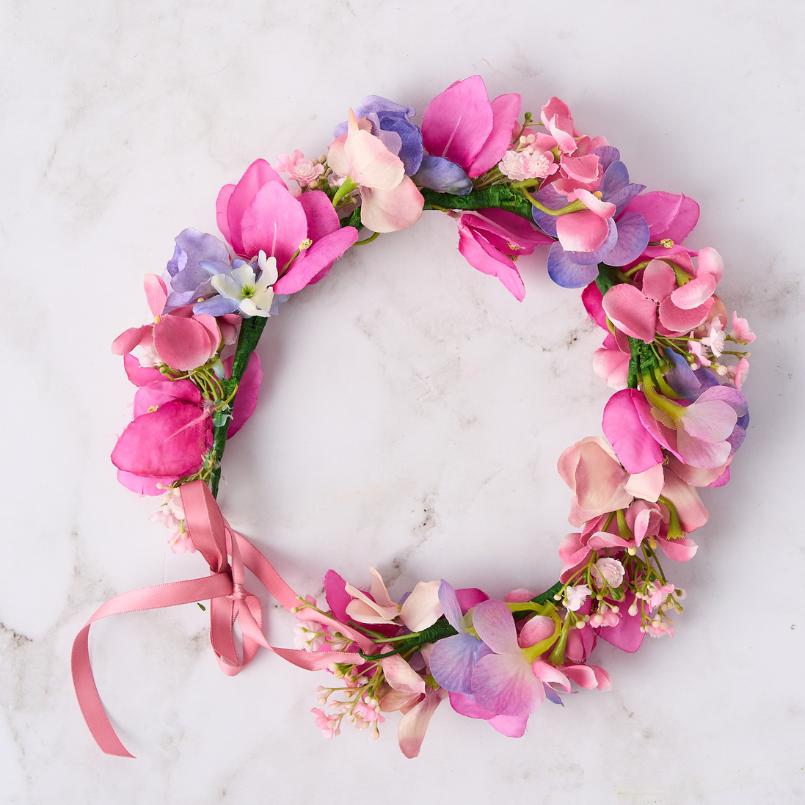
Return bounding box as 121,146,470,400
560,664,598,689
359,177,424,233
398,691,442,759
662,467,709,532
381,654,426,695
273,226,359,294
623,462,664,502
215,184,236,244
111,400,210,477
596,597,644,653
112,325,151,356
670,274,718,309
531,661,571,692
488,713,529,738
240,180,308,264
133,378,201,417
682,399,738,442
195,314,222,354
676,430,732,468
518,615,556,648
422,75,494,171
153,315,217,371
540,96,576,153
656,537,698,562
468,92,521,177
602,389,665,474
593,344,630,389
144,274,167,316
556,210,610,253
400,581,442,631
344,109,405,190
658,296,713,333
573,188,615,219
323,569,352,622
626,191,700,243
602,284,657,343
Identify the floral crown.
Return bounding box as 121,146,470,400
72,76,754,759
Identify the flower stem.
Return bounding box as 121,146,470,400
420,185,534,219
209,316,267,497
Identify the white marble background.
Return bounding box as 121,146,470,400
1,1,803,802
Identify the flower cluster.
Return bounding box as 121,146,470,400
108,75,753,756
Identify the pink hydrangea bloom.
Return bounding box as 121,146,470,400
275,149,324,187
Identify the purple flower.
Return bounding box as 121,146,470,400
335,96,424,176
413,155,473,196
429,581,489,693
532,147,649,288
164,228,231,311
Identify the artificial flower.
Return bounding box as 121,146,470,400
208,252,278,317
421,75,520,178
275,149,325,187
216,158,358,292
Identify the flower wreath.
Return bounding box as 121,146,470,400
72,76,755,759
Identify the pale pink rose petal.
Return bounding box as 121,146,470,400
468,93,521,177
602,284,657,342
153,315,217,371
662,467,709,532
421,75,494,170
593,345,630,389
670,274,718,310
400,580,442,631
359,177,424,233
656,537,698,562
471,600,519,655
325,138,349,177
112,325,151,356
240,180,308,264
602,389,665,474
531,660,571,692
398,691,442,759
144,274,167,316
556,210,610,253
624,462,664,502
381,654,426,695
344,109,405,190
368,567,397,608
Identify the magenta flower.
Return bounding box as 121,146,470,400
112,275,221,372
456,208,552,300
216,159,359,293
421,75,520,178
112,352,262,495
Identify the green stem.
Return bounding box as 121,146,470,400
209,317,268,497
420,186,534,220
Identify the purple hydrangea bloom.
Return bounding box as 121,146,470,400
532,147,649,288
335,96,424,176
164,228,232,311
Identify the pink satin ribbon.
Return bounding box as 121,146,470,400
71,480,371,757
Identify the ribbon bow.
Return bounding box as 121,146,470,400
71,480,370,757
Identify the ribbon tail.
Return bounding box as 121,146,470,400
71,571,233,757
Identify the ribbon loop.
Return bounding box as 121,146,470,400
71,480,366,758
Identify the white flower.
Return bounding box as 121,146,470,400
211,252,278,317
701,320,726,358
592,557,625,589
564,584,592,612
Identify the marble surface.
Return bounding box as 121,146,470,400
2,1,804,802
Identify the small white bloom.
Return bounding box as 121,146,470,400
701,320,726,358
211,254,278,318
564,584,592,612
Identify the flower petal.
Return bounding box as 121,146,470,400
224,159,284,255
359,177,424,233
344,109,405,190
457,220,525,301
381,653,426,695
398,691,442,759
556,210,610,253
228,352,262,437
471,600,519,655
603,389,665,473
472,652,542,716
153,316,217,371
413,155,473,195
400,580,442,631
602,284,657,343
468,92,521,177
546,244,601,288
240,180,308,263
274,226,359,294
429,633,487,694
626,191,700,243
603,211,650,267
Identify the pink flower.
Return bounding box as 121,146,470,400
311,707,340,738
602,251,724,343
626,191,701,254
498,143,557,181
592,333,630,389
327,111,424,233
343,568,442,631
380,653,444,758
112,275,221,372
591,557,625,589
275,149,324,188
731,311,756,343
111,352,262,495
456,209,552,300
216,159,359,293
540,96,577,154
603,385,746,471
422,75,521,178
557,436,664,527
